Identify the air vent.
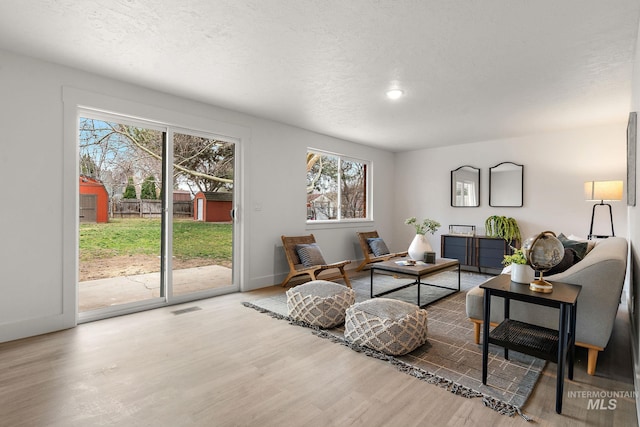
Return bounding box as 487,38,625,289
171,306,202,315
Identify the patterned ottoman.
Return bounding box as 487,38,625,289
344,298,428,356
286,280,356,328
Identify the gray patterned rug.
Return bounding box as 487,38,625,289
244,271,543,420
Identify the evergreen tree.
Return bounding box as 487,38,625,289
140,175,157,200
123,177,137,199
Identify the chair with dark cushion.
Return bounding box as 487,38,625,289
356,231,408,271
280,234,352,287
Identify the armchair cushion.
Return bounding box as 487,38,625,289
296,243,327,267
367,238,390,257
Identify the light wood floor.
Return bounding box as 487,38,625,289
0,282,637,426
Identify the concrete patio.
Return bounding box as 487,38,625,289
79,265,233,312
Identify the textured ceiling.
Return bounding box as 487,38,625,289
0,0,638,151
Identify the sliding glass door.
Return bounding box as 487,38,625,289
78,113,236,319
171,131,235,297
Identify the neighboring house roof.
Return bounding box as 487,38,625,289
201,192,233,202
307,193,333,204
79,175,105,187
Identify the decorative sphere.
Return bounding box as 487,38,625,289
522,232,564,272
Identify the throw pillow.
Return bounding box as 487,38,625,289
296,243,327,267
558,233,589,260
567,234,597,255
367,238,390,257
547,248,580,275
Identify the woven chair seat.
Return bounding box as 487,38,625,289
286,280,355,328
344,298,428,356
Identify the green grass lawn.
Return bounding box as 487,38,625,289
79,218,232,262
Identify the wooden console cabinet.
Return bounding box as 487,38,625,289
440,234,514,274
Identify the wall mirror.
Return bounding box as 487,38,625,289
489,162,523,207
451,165,480,207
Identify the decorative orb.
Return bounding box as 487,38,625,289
522,232,564,271
522,231,564,293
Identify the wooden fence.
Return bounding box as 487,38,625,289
111,199,193,218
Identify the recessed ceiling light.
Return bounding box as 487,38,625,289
386,89,404,100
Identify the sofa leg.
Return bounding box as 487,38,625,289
587,348,599,376
472,321,481,344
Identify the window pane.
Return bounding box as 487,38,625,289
306,150,368,221
340,159,366,219
78,117,164,312
307,152,338,220
172,132,234,296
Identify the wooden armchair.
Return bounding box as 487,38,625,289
356,231,408,271
280,234,352,288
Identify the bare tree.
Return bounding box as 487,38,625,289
79,118,234,198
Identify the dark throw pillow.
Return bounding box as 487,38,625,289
558,233,588,260
546,248,580,276
295,243,326,267
367,238,390,257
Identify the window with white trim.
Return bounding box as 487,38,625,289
306,149,370,221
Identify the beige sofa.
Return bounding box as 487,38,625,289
466,236,628,375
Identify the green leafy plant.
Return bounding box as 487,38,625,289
502,248,528,266
485,215,521,243
405,217,441,235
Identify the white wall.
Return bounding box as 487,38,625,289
0,49,395,342
627,13,640,423
393,125,629,253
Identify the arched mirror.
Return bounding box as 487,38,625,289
489,162,523,207
451,165,480,207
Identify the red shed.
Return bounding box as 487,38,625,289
79,175,109,223
194,191,233,222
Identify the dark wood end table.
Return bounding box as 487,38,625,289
480,274,581,414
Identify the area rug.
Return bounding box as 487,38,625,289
244,271,544,420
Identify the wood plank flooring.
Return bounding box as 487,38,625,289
0,282,637,426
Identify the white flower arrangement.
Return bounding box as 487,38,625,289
405,217,441,235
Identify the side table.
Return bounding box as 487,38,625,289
480,274,581,414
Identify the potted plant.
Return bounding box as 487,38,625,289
405,217,441,260
502,248,534,284
485,215,521,245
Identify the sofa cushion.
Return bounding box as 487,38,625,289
546,248,580,275
367,238,390,256
558,233,588,259
567,234,597,255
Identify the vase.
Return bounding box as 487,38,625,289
511,263,534,284
408,234,432,261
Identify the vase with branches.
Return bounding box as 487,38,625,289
405,217,440,261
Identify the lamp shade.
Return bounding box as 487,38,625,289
584,180,623,201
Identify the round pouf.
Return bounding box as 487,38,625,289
344,298,428,356
286,280,356,329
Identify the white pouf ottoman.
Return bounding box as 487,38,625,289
286,280,356,329
344,298,428,356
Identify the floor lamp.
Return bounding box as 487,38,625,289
584,180,623,240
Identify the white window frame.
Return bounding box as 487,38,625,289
306,148,372,224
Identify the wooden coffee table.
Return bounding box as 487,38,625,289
370,258,460,308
